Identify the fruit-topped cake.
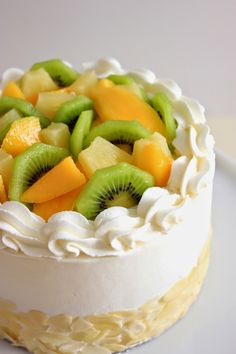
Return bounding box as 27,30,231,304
0,58,215,354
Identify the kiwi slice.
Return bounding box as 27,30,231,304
86,120,151,149
70,110,94,161
0,109,23,143
107,74,134,85
151,92,176,143
9,143,69,202
55,95,93,131
0,97,50,128
75,162,155,220
30,59,79,87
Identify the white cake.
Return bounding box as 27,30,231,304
0,58,215,354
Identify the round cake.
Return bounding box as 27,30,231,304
0,58,215,354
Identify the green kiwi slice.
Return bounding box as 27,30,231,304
0,109,23,143
107,74,134,85
0,97,50,128
30,59,79,87
74,162,155,220
70,110,94,161
54,95,93,131
151,92,176,143
86,120,151,149
9,143,69,202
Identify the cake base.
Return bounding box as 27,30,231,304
0,237,210,354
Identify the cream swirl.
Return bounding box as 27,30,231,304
0,202,50,256
0,58,215,258
0,68,24,91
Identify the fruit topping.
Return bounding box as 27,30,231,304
21,156,86,203
70,110,94,160
0,109,22,143
75,162,155,220
68,71,98,95
2,80,25,99
30,59,79,86
107,74,134,85
2,116,41,156
0,175,7,203
89,83,166,134
86,120,151,149
133,132,173,187
0,58,178,218
35,91,75,120
33,186,84,221
78,136,133,178
21,68,58,104
151,92,176,144
0,149,14,189
54,95,93,130
40,122,70,149
9,143,69,202
0,97,50,128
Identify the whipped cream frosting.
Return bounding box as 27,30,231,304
0,58,215,259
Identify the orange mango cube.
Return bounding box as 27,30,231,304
89,84,166,134
2,80,25,100
33,185,84,221
0,175,7,203
1,117,41,156
133,132,173,187
21,156,86,203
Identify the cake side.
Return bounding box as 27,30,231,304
0,235,210,354
0,183,212,317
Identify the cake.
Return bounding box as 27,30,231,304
0,58,215,354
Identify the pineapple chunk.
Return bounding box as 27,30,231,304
21,68,58,102
79,137,133,178
35,91,75,119
0,148,14,189
68,71,98,95
40,122,70,149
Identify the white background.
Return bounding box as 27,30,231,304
0,0,235,118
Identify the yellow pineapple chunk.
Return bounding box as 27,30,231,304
21,68,58,103
35,91,75,119
78,137,133,178
0,149,14,189
68,71,98,95
2,116,41,156
39,122,70,148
